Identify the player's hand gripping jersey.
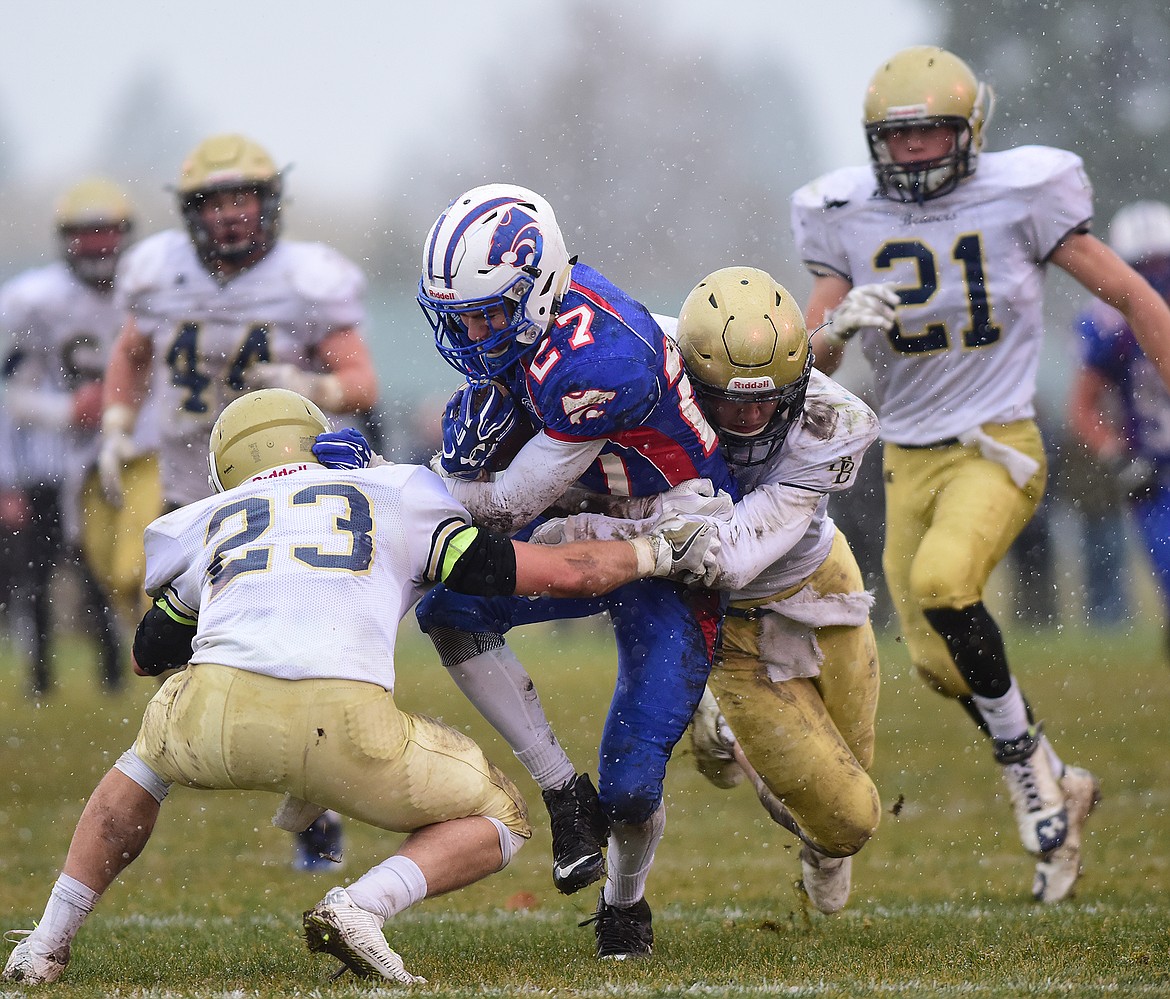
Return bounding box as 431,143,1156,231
792,146,1092,445
117,230,365,505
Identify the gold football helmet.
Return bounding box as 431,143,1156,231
864,46,992,203
55,177,134,288
176,133,283,269
208,389,330,493
676,266,812,466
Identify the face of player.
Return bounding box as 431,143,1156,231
706,397,780,437
61,223,129,288
461,302,513,344
882,124,957,165
196,188,265,259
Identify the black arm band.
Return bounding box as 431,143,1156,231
443,527,518,597
133,602,197,676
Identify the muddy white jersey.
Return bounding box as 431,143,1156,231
142,461,471,690
792,146,1092,445
117,230,366,505
0,261,160,467
712,369,879,598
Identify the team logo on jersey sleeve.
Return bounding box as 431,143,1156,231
489,207,542,269
562,388,617,425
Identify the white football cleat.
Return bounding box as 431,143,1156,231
689,686,745,789
1033,766,1101,904
303,887,425,984
800,845,852,914
2,930,70,985
994,727,1068,856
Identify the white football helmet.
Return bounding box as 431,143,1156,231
418,184,571,382
864,46,993,203
1108,201,1170,265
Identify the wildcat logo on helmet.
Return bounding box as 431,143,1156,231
488,206,543,271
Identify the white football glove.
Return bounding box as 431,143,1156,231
650,478,735,523
245,363,344,411
97,403,137,507
631,518,722,585
819,283,900,345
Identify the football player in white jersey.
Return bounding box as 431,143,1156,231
0,178,159,694
98,132,379,869
1,388,716,987
99,132,379,511
792,46,1170,903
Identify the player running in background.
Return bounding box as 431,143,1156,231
0,179,157,694
793,45,1170,903
415,183,738,959
1069,200,1170,657
98,133,379,872
1,388,714,987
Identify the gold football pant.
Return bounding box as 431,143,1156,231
711,531,880,858
133,663,531,839
881,420,1046,699
80,455,162,623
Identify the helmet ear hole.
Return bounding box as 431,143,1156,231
208,389,331,492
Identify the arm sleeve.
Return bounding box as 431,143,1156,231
706,484,825,591
437,525,519,597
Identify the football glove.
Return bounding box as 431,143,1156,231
650,478,735,523
820,283,900,345
97,403,137,507
440,380,522,480
312,428,372,469
631,518,722,585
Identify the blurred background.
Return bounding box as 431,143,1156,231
2,0,1169,629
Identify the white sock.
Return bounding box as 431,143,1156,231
603,804,666,908
32,874,99,951
446,645,576,790
1040,733,1066,779
971,679,1031,742
345,855,428,922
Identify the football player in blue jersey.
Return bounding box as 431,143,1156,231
416,184,738,960
1069,200,1170,657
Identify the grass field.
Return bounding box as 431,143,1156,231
2,617,1169,997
